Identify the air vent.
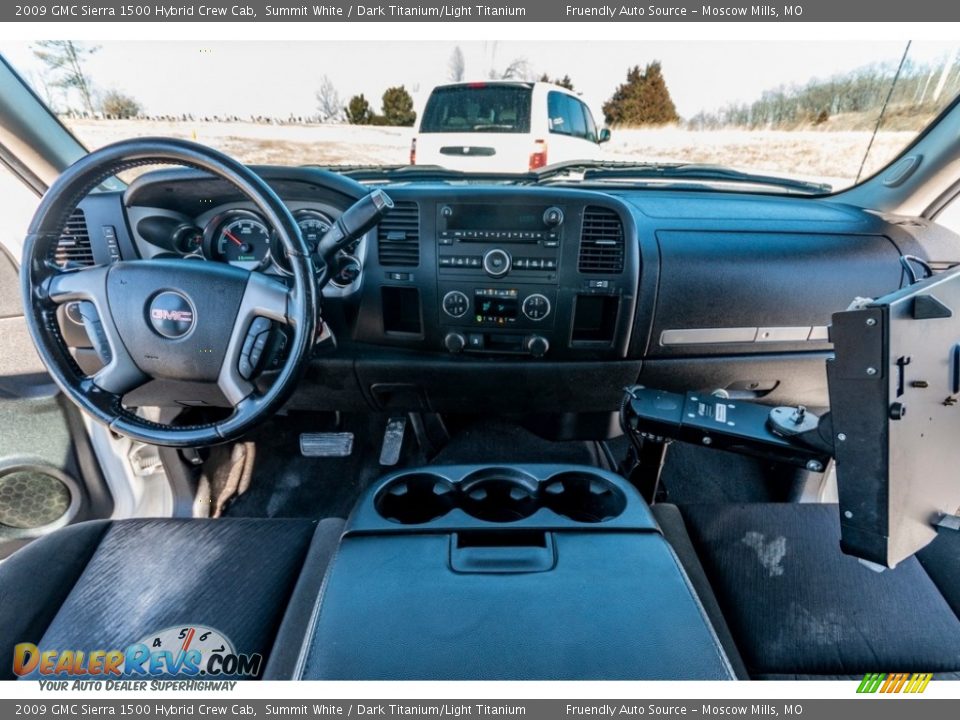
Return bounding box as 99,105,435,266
51,209,95,268
378,201,420,267
578,207,624,274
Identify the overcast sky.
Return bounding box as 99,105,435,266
2,40,956,120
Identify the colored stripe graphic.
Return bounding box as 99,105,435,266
857,673,886,693
857,672,931,693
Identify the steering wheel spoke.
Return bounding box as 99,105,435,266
45,265,109,304
45,265,150,396
217,272,294,406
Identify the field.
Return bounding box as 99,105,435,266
63,118,917,190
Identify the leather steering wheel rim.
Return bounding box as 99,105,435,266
21,137,317,447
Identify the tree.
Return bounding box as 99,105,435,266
602,62,680,126
495,57,531,80
345,94,374,125
381,86,416,127
26,68,61,112
539,73,575,91
100,90,141,119
448,46,465,82
32,41,99,115
315,75,344,123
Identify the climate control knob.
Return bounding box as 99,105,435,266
444,332,467,354
442,290,470,318
522,293,551,321
524,335,550,358
483,248,511,278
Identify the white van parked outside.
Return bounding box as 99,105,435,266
411,81,610,173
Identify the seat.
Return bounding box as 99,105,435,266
0,517,344,680
653,502,960,679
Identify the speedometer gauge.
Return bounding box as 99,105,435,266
205,210,271,268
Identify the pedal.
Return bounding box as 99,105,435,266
128,443,163,477
379,416,407,466
300,432,354,458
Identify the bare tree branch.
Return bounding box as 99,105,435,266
315,75,344,123
448,46,465,82
33,41,99,115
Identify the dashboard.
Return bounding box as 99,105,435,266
59,165,960,430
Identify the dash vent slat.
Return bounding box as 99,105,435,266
578,207,624,274
50,208,95,268
377,202,420,267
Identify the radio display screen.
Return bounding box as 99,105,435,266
446,204,544,232
475,295,518,320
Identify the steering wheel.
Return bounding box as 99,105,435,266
20,138,317,447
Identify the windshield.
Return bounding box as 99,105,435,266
3,40,959,192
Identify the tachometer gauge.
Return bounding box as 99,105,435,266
271,209,333,274
206,210,271,268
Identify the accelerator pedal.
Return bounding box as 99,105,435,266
300,433,354,458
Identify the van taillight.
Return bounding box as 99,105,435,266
409,138,417,165
529,140,548,170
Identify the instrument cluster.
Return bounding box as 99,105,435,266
160,207,362,288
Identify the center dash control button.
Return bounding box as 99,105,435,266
467,333,484,350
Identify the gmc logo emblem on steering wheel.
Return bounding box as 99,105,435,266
151,308,193,323
148,291,196,339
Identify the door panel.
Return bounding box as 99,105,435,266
0,245,112,558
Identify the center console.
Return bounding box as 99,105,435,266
437,202,565,356
294,464,736,680
354,192,641,361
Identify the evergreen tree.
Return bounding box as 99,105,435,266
381,86,417,127
539,73,575,91
345,94,373,125
603,62,680,126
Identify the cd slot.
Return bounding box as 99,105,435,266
439,230,558,244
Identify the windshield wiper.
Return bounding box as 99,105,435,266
536,161,832,195
309,164,537,184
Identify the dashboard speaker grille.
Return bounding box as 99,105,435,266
50,208,95,268
578,207,624,274
378,201,420,267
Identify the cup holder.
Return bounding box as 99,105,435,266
375,473,456,524
542,472,627,523
374,468,629,525
460,469,540,523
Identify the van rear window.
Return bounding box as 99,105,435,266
420,85,532,134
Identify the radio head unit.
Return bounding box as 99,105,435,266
437,203,564,282
440,203,562,237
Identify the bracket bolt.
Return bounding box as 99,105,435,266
889,402,907,420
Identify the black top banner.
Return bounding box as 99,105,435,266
6,0,960,22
